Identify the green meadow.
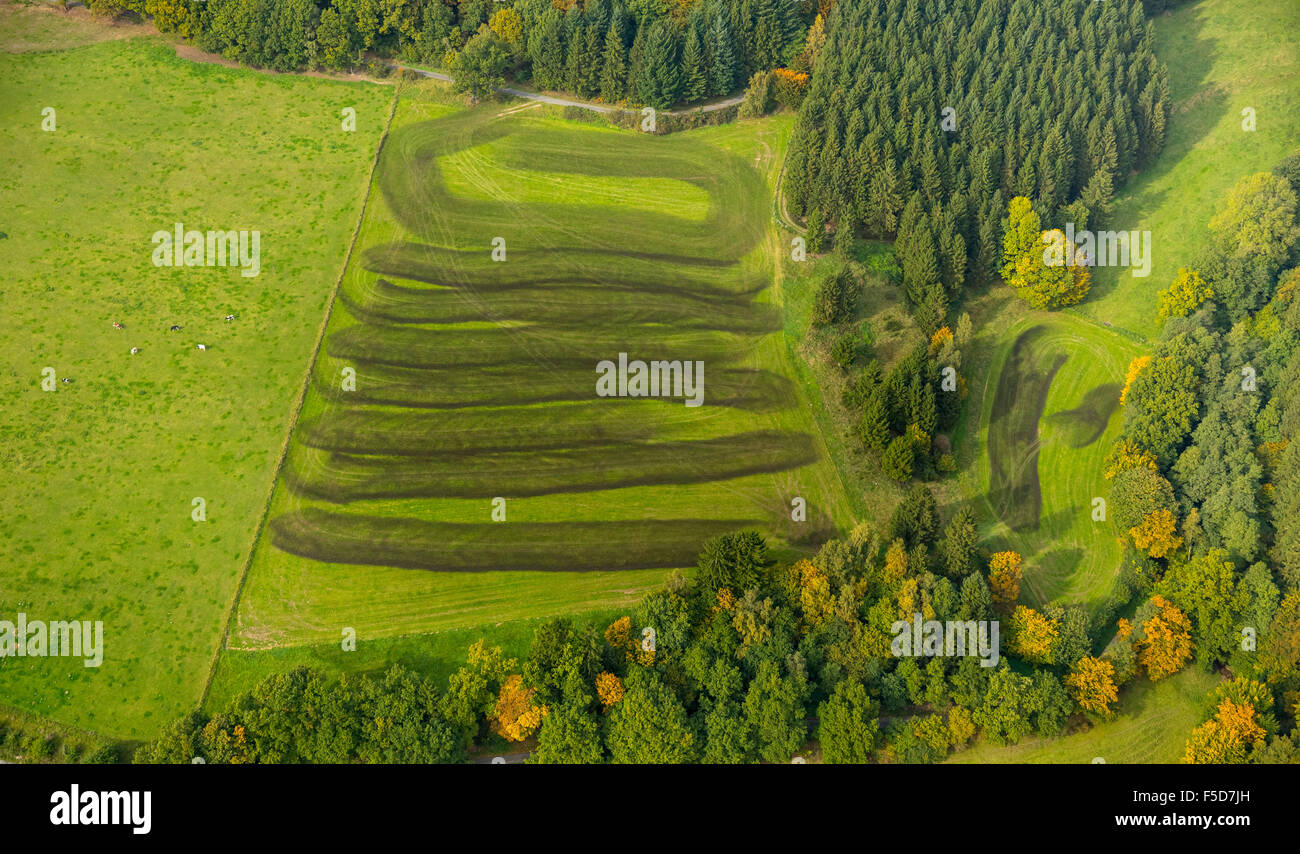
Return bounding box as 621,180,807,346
943,0,1295,762
1078,0,1300,337
2,0,1280,761
0,34,391,737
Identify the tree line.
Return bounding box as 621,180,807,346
135,508,1138,764
1102,158,1300,763
89,0,822,110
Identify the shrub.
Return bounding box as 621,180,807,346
882,435,914,481
811,266,857,326
831,333,858,371
738,70,774,119
771,68,810,109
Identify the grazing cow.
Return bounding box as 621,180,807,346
130,347,140,355
196,344,206,351
169,325,182,332
61,377,72,384
112,322,124,330
224,314,236,322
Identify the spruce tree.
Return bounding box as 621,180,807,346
805,207,826,253
682,23,708,103
834,209,857,258
860,390,891,453
707,7,739,97
637,20,682,110
528,8,565,91
626,19,648,104
599,21,628,103
941,507,980,580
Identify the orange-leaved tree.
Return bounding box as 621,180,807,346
1137,595,1194,681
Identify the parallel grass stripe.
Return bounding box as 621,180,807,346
300,403,664,455
326,322,755,369
314,362,797,411
286,430,818,501
340,279,780,333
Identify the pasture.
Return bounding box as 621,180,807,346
229,91,853,651
0,32,392,737
1077,0,1300,337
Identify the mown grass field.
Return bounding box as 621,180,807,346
1078,0,1300,337
229,91,854,654
0,0,151,52
946,666,1219,764
976,314,1142,611
0,30,392,737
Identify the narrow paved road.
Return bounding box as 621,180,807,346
392,64,744,116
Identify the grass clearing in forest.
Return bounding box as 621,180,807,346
975,315,1142,612
947,666,1219,764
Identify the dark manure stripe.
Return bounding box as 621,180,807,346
360,243,767,298
325,323,753,370
269,510,763,573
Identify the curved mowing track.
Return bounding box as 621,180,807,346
270,109,817,573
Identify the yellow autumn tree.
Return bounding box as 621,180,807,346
897,576,934,621
1120,356,1151,405
929,326,953,355
1130,508,1183,558
1104,439,1158,480
1035,228,1092,307
797,559,835,628
947,706,975,747
1008,605,1059,664
604,615,652,666
595,672,625,709
1183,699,1267,764
882,538,909,583
1065,656,1119,716
488,7,523,50
988,551,1023,611
604,616,633,654
1138,595,1194,681
492,674,547,742
1158,268,1213,319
